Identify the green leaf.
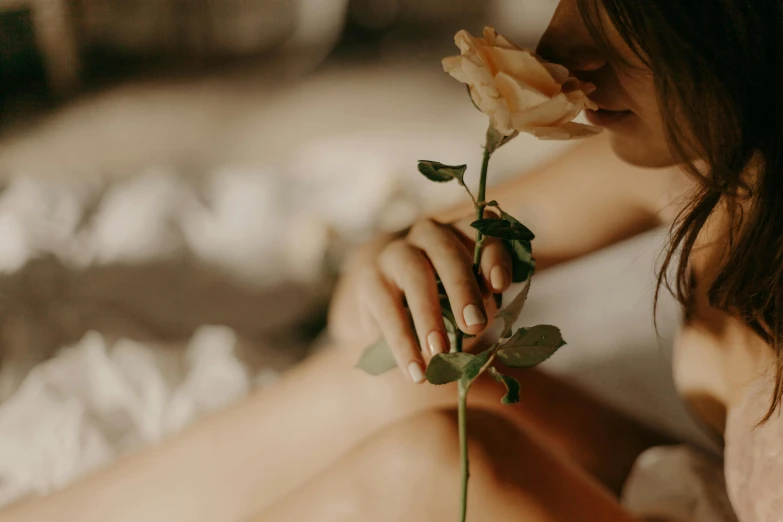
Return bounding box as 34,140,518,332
355,338,397,376
507,239,535,283
499,210,522,227
444,318,458,336
497,279,532,339
473,208,536,282
441,303,457,327
471,219,535,242
459,349,493,387
437,278,448,299
496,325,566,368
418,161,468,184
425,352,475,384
488,367,521,404
442,305,460,350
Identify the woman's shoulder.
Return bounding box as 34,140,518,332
725,373,783,522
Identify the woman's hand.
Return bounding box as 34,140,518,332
329,215,513,383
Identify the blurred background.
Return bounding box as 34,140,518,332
0,0,713,510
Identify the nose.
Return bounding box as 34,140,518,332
536,0,607,73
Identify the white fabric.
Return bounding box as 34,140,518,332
0,327,251,506
622,445,738,522
0,135,462,506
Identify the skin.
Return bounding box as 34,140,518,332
2,1,774,521
537,0,673,168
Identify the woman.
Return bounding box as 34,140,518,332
3,0,781,520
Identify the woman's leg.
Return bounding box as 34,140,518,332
255,408,638,522
0,344,664,522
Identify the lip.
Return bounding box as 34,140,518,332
585,108,634,127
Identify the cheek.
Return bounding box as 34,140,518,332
608,128,676,168
609,76,678,168
624,77,660,131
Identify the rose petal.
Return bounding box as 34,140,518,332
526,122,602,140
544,90,596,126
564,89,598,111
483,27,498,45
562,77,597,97
446,27,599,141
551,106,583,127
541,62,570,85
494,34,519,50
454,30,478,54
442,56,470,83
494,72,550,113
471,87,514,137
462,55,499,94
511,94,575,128
492,113,515,137
482,26,521,51
484,47,561,97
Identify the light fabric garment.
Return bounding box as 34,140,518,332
623,373,783,522
0,327,264,507
725,375,783,522
622,445,738,522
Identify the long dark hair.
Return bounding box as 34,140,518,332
578,0,783,421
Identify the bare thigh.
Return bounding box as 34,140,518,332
0,346,662,522
254,409,638,522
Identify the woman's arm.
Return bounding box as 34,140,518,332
331,132,690,346
436,131,688,269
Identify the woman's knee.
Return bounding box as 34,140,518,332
365,408,522,486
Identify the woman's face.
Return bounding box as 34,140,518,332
537,0,677,168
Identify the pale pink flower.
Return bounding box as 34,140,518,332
443,27,602,140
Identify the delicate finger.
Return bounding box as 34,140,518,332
379,243,450,359
479,236,513,293
360,264,426,383
407,220,487,336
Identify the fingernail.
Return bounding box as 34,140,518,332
408,362,425,383
463,304,486,327
427,330,448,356
490,266,509,291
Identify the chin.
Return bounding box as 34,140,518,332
608,132,678,168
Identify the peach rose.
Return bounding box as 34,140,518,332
443,27,601,140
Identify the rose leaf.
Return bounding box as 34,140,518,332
355,338,397,376
496,279,532,339
488,367,521,404
459,349,493,387
471,218,535,241
496,325,566,368
506,239,535,283
425,352,476,385
418,161,468,184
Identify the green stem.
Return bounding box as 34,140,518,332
472,147,492,268
456,138,494,522
457,149,490,356
458,382,469,522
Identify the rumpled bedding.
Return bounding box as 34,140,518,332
0,326,259,506
0,150,417,506
0,130,504,506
